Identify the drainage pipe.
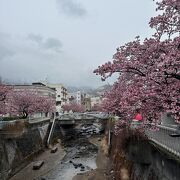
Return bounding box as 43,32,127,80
47,116,56,146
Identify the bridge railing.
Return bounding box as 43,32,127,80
145,123,180,158
57,112,110,121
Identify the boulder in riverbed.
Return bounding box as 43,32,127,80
33,161,44,170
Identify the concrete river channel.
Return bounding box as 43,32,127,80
42,123,102,180
9,122,106,180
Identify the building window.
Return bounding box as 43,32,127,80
56,101,61,106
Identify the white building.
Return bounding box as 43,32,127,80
13,82,56,99
76,91,82,105
47,84,68,115
67,94,75,104
91,96,102,107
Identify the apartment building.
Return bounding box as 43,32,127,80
13,82,56,99
91,96,102,107
47,84,68,115
76,91,91,111
76,91,82,105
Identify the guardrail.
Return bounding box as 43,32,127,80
28,117,51,124
57,112,109,121
145,124,180,158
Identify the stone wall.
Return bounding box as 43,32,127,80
110,130,180,180
0,122,50,180
128,141,180,180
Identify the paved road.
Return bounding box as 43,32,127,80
146,126,180,156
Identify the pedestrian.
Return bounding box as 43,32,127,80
131,109,143,129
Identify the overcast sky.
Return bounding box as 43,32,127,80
0,0,156,88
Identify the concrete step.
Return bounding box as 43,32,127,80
33,161,44,170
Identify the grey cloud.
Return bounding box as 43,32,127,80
27,34,62,53
0,33,102,87
43,38,62,52
56,0,86,17
0,33,15,61
0,45,15,60
27,34,43,44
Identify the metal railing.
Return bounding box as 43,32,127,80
57,112,109,121
145,124,180,158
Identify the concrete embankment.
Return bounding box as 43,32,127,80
1,119,112,180
109,128,180,180
0,119,51,180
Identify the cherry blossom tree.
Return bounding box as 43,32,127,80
62,102,85,113
7,90,39,118
94,0,180,127
36,96,56,117
0,85,11,115
7,89,56,118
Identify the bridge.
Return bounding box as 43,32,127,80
47,112,109,145
55,112,109,125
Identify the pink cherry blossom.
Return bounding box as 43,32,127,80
7,89,56,118
62,102,85,113
0,84,11,115
94,0,180,134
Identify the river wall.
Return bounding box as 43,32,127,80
0,120,51,180
128,140,180,180
110,131,180,180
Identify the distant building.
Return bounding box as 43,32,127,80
67,94,75,104
47,84,68,115
13,82,56,99
91,96,102,107
82,97,91,111
76,91,91,111
76,91,82,105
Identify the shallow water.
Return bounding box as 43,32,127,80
41,125,100,180
43,155,97,180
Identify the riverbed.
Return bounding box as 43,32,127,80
42,137,99,180
10,123,109,180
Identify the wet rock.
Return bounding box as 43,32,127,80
57,139,61,143
33,161,44,170
110,170,114,174
73,163,78,168
81,146,86,150
86,166,91,170
80,166,85,171
51,147,58,153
